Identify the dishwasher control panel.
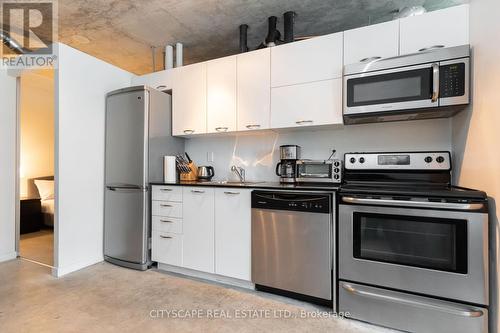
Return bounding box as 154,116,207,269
251,191,331,214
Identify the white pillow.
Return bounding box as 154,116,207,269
34,180,55,200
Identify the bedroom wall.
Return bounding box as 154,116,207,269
55,43,133,277
184,118,452,182
451,0,500,330
0,70,18,262
19,70,55,197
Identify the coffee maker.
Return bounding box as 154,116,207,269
276,145,300,183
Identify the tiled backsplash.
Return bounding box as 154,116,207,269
185,118,452,182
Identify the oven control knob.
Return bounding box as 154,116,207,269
350,157,356,164
359,157,365,164
436,156,445,163
425,156,433,163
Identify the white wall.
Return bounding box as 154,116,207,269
0,70,17,262
452,0,500,331
55,43,133,276
185,118,452,182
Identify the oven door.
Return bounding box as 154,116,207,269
339,200,488,305
344,62,439,116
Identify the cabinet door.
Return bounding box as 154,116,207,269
400,5,469,54
207,56,237,133
271,79,342,129
344,20,400,65
172,63,207,136
215,188,251,281
271,32,343,87
182,187,215,273
237,48,271,131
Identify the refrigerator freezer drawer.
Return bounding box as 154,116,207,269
152,231,183,266
152,186,183,202
152,216,183,234
339,281,488,333
152,200,183,218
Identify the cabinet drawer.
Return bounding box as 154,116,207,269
152,231,182,266
152,216,183,234
152,201,182,218
339,281,487,333
152,186,182,202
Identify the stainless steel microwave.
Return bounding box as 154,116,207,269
343,45,470,124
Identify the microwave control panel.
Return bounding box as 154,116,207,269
440,63,465,98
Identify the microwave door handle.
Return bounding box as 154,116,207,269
431,63,440,103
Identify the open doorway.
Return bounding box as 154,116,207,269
18,69,55,268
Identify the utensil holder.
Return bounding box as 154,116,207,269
180,162,198,181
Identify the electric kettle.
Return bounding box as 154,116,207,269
197,166,215,181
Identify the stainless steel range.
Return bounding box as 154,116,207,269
338,152,488,333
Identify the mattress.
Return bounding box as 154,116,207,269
41,199,54,226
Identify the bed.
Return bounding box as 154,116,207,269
27,176,55,227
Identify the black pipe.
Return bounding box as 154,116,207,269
239,24,249,53
265,16,279,45
283,11,296,43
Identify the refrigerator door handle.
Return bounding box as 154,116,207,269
106,184,148,192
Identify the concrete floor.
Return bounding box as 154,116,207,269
19,229,54,266
0,259,393,333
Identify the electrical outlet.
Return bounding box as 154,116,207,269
207,151,214,162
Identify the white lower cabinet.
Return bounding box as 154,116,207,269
152,232,183,267
182,187,215,273
214,188,251,281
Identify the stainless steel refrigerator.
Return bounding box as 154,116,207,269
104,86,184,270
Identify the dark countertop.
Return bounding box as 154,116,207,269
150,180,340,192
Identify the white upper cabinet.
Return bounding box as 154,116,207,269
344,20,400,65
214,188,251,281
400,4,469,54
131,69,174,91
271,78,342,129
237,48,271,131
172,62,207,136
182,187,215,273
207,56,237,134
271,32,343,87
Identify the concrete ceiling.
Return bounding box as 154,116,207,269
58,0,466,75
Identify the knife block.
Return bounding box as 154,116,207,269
180,162,198,181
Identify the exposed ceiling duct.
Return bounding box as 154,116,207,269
0,29,31,54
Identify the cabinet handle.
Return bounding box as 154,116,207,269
246,124,261,129
160,235,173,239
183,129,194,134
215,127,228,132
156,85,167,90
224,191,240,195
160,204,172,207
359,56,381,63
419,45,445,52
160,188,172,192
295,120,313,125
160,219,173,223
191,189,205,193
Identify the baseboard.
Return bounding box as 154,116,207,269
52,257,103,277
157,263,255,290
0,252,17,263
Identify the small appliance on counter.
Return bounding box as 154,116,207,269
296,159,342,183
276,145,300,183
338,151,488,333
197,166,215,181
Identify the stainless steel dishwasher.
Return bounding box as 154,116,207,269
251,191,334,304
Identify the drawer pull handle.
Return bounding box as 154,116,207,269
224,191,240,195
160,188,173,192
246,124,261,129
183,129,194,134
215,127,228,132
160,235,173,239
160,220,173,223
295,120,313,125
156,85,167,90
160,204,172,207
191,190,205,193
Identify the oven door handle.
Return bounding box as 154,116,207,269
342,196,484,211
341,283,484,318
